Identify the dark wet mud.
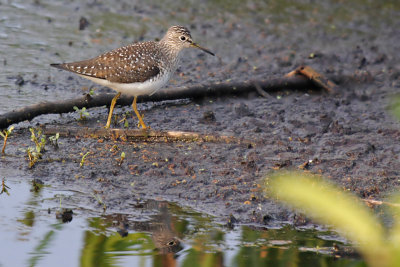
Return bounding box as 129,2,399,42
2,0,400,227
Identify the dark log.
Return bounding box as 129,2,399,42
0,75,323,129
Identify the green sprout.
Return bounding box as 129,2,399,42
59,195,62,208
79,151,90,167
267,171,400,267
119,111,131,128
48,133,60,149
0,125,14,154
24,128,46,168
29,128,46,153
26,147,41,168
1,178,10,195
73,106,90,121
118,152,126,166
91,192,107,212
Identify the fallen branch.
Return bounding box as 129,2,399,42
286,65,337,93
42,126,254,145
0,75,322,129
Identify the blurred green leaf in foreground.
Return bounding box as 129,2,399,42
266,172,400,267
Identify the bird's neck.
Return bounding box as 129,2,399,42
158,40,182,71
158,37,183,60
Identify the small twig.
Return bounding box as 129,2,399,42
253,82,271,98
286,65,337,93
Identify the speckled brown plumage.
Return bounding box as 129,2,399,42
51,42,164,83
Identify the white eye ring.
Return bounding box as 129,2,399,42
180,36,186,41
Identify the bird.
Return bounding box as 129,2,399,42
51,25,215,129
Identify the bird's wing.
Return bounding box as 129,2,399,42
51,42,161,83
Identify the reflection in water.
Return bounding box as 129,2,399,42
76,200,363,267
132,201,183,254
18,210,35,227
1,178,11,195
133,201,184,267
80,200,184,266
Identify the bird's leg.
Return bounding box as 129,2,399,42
132,96,147,129
105,92,121,129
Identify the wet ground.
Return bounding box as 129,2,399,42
1,0,400,265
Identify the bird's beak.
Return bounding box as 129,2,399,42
190,42,215,56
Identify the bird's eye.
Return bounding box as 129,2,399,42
180,36,186,41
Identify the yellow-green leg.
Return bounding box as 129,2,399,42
105,92,121,129
132,96,147,129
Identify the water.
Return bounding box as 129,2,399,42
0,175,364,267
0,1,83,113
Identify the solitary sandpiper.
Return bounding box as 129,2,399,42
51,25,214,129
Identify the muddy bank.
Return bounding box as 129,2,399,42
1,1,400,226
4,75,400,226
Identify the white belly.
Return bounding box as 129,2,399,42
78,73,171,97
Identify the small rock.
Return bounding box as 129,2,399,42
225,214,238,229
15,75,24,86
234,103,253,117
263,214,272,224
79,17,90,30
199,110,216,123
56,208,73,223
292,213,310,226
